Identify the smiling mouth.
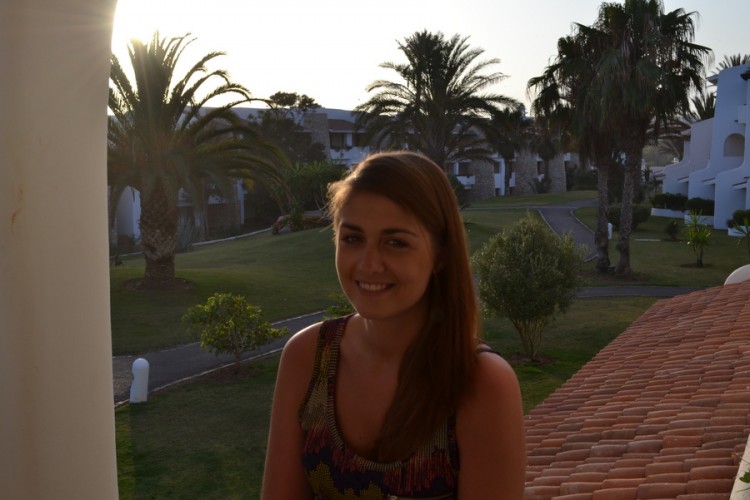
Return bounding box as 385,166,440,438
357,281,391,292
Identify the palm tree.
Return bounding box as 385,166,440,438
659,88,716,160
108,33,288,289
355,30,518,169
491,106,532,195
529,29,620,272
588,0,710,275
717,53,750,70
531,0,710,276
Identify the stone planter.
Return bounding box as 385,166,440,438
728,226,750,238
650,208,685,218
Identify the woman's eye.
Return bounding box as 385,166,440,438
387,239,408,248
340,234,361,244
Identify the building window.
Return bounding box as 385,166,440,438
458,161,471,177
352,133,368,148
330,133,346,150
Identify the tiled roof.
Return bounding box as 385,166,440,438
524,280,750,499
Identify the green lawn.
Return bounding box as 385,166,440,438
115,296,656,499
575,206,750,287
114,190,747,498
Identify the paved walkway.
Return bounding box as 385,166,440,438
112,198,702,405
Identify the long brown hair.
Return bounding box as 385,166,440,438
327,151,480,461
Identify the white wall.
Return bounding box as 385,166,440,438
688,67,748,201
662,118,713,196
0,0,119,497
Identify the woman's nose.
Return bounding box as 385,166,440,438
359,244,385,273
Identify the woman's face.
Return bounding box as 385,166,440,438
334,191,438,324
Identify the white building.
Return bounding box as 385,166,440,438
659,64,750,230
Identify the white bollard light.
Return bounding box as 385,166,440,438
607,222,613,240
130,358,149,403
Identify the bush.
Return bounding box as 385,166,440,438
727,210,750,260
727,209,750,229
323,292,354,319
182,293,286,373
472,214,585,361
685,211,711,268
664,219,682,241
448,174,470,208
271,212,330,234
651,192,688,211
685,197,715,216
608,204,651,231
568,164,597,191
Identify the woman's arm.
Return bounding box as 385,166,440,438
261,324,320,500
457,353,526,499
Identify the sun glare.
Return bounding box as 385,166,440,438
111,0,184,50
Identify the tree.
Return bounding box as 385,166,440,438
182,292,286,374
246,91,326,166
659,88,715,160
529,0,711,276
108,33,289,289
528,29,620,273
472,214,585,361
355,30,518,169
491,106,532,195
717,53,750,70
584,0,710,276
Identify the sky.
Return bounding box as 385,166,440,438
111,0,750,112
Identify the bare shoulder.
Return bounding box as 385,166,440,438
275,321,323,392
470,351,520,400
262,322,322,499
456,351,526,498
280,321,322,365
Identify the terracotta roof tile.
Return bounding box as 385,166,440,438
524,280,750,498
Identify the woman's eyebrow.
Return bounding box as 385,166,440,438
339,222,418,237
382,228,418,237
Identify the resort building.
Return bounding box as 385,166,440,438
111,106,574,244
658,64,750,230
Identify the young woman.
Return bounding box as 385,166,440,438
262,151,525,499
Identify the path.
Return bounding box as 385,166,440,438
112,198,702,405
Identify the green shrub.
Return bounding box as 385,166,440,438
685,211,711,268
448,174,470,208
608,204,651,231
727,209,750,229
568,164,597,191
472,214,585,361
685,197,715,216
323,292,354,319
727,210,750,260
271,212,330,234
182,292,286,373
651,192,688,211
664,219,682,241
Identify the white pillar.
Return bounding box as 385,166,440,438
0,0,119,498
130,358,150,403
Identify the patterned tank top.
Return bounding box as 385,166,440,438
298,315,459,499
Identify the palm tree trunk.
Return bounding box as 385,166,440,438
615,162,638,276
595,163,610,273
139,184,178,289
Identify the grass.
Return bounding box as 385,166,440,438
114,189,745,497
575,206,750,287
116,357,278,499
111,228,340,355
115,296,656,498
